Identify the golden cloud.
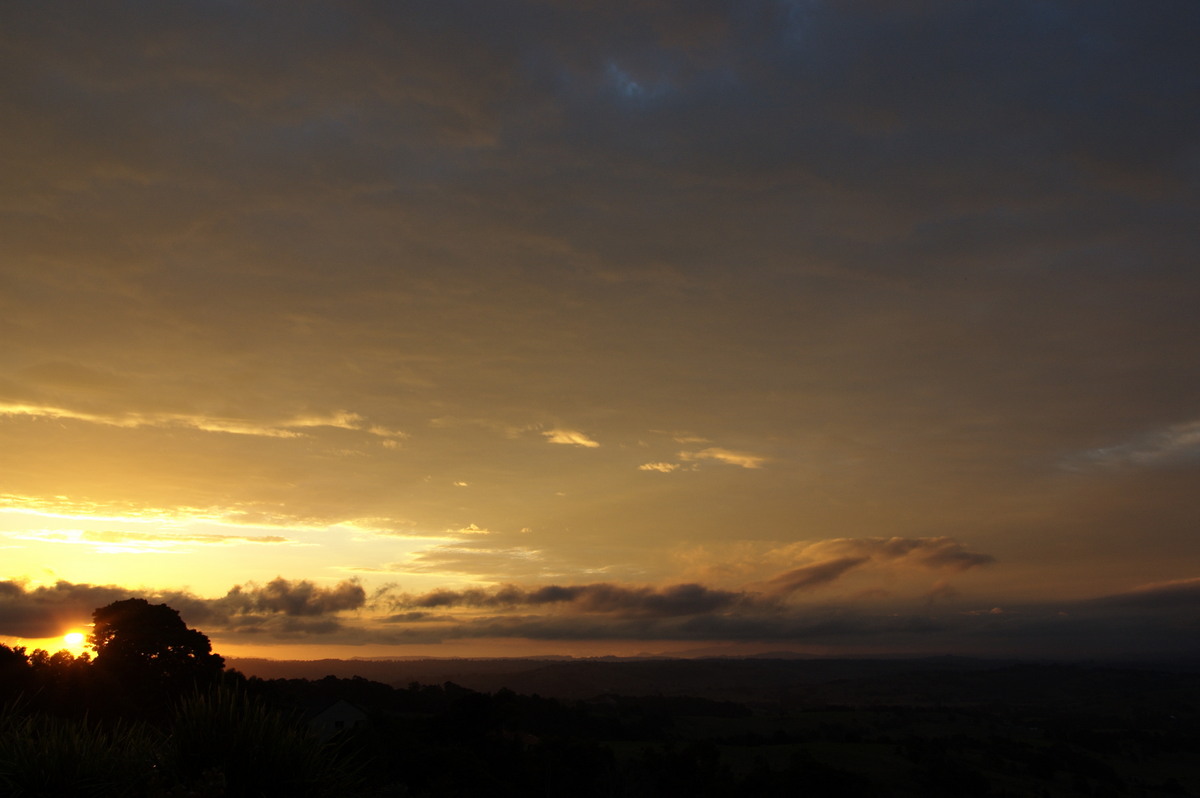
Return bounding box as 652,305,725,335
543,429,600,448
680,447,766,469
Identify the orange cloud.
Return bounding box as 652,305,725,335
543,429,600,447
680,447,766,469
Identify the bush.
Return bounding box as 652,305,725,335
163,685,359,797
0,702,156,797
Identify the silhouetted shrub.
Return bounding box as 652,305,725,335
0,701,155,796
163,685,359,797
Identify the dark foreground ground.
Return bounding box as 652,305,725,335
4,653,1199,796
224,656,1200,797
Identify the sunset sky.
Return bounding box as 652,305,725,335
3,1,1198,661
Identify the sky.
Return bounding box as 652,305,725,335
2,0,1199,661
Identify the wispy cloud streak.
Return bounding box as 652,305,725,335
0,403,405,440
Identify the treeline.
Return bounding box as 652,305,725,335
0,645,353,796
231,672,1200,797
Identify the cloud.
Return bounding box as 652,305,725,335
384,537,996,624
75,530,292,549
1,536,992,645
679,537,996,588
0,402,405,440
221,577,366,617
396,582,743,618
288,412,407,440
680,447,766,469
0,403,302,438
224,573,1200,654
638,462,680,472
282,411,366,430
449,524,492,536
923,580,960,604
543,429,600,447
1067,420,1200,470
762,557,869,596
0,579,133,638
83,530,290,545
7,529,297,557
399,588,1200,657
1090,577,1200,610
919,547,997,572
0,575,374,642
393,543,549,581
800,537,995,572
5,568,1199,657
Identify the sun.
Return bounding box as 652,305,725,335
63,631,87,654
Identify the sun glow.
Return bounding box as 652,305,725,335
63,631,87,655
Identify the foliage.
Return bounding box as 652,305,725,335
0,685,359,797
163,684,360,797
90,599,224,690
0,701,156,797
4,605,351,795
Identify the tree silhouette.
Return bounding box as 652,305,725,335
90,598,224,691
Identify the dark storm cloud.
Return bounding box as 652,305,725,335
383,593,1200,658
7,569,1197,658
399,582,743,617
0,579,214,638
743,538,995,598
220,577,366,617
0,579,131,637
391,536,999,619
762,557,869,595
0,577,366,641
2,535,994,642
218,574,1200,655
350,595,1200,659
801,538,996,572
1089,578,1200,610
915,548,996,571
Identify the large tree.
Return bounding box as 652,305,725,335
90,598,224,688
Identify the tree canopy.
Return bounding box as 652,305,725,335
90,598,224,687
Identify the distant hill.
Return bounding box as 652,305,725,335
223,656,1015,702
